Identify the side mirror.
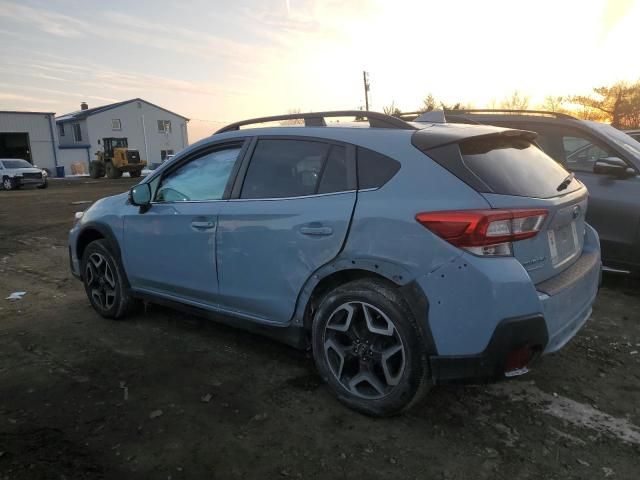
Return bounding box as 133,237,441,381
130,183,151,206
593,157,635,177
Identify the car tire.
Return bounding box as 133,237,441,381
311,278,431,416
81,239,138,319
2,177,15,190
105,162,123,179
37,179,48,189
89,161,105,179
129,169,142,178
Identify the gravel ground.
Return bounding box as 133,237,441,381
1,178,639,479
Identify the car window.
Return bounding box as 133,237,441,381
459,136,580,198
317,145,351,194
357,147,401,189
240,139,332,199
155,146,242,202
562,136,616,173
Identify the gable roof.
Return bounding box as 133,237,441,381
55,98,189,123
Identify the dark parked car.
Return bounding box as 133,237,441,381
410,110,640,275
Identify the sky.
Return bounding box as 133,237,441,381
0,0,639,142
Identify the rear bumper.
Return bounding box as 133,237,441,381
430,315,548,383
423,224,601,384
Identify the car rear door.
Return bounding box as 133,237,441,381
123,140,247,305
215,137,357,325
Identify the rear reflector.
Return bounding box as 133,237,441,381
504,346,535,377
415,209,548,256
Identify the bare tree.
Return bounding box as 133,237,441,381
280,108,305,125
382,101,402,117
499,91,530,110
540,96,567,112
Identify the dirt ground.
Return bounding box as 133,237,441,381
0,178,639,480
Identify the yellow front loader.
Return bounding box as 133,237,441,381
89,137,146,179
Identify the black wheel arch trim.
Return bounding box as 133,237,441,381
292,258,439,356
76,221,123,263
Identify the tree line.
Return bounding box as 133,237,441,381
382,80,640,129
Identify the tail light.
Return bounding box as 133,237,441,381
415,209,548,257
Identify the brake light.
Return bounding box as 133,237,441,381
415,209,548,256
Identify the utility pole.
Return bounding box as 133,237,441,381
362,71,370,111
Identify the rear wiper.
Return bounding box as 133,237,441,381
557,172,575,191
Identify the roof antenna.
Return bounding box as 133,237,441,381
415,110,446,123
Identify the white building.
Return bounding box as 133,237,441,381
0,111,59,174
56,98,189,173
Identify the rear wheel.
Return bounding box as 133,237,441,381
105,162,123,179
312,279,431,416
2,177,15,190
89,161,105,179
81,240,138,319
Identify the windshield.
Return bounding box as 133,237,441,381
586,121,640,165
1,159,33,169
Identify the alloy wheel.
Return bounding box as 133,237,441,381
84,252,117,311
323,301,406,399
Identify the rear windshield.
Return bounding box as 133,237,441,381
460,137,581,198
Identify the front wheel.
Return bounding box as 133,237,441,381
312,279,431,416
2,177,15,190
37,179,48,189
105,162,122,179
81,240,138,319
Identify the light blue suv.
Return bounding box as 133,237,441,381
69,111,601,416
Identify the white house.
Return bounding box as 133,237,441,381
0,111,59,174
56,98,189,173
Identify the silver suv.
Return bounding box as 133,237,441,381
0,158,48,190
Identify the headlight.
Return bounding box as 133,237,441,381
42,169,48,178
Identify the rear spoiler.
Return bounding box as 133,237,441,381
412,124,538,151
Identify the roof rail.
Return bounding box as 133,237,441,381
399,109,577,121
215,110,417,134
445,109,576,120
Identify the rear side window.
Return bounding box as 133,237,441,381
317,145,350,194
241,139,329,198
459,137,581,198
357,147,401,189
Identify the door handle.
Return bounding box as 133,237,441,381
300,226,333,236
191,220,216,230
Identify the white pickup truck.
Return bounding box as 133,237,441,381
0,158,48,190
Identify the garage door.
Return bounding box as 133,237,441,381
0,133,31,162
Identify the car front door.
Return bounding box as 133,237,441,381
215,137,357,325
534,127,640,269
123,140,247,305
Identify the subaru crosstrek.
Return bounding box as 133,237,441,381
69,111,601,416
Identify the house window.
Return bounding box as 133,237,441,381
161,149,174,161
58,123,65,137
72,123,82,142
158,120,172,133
111,119,121,130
